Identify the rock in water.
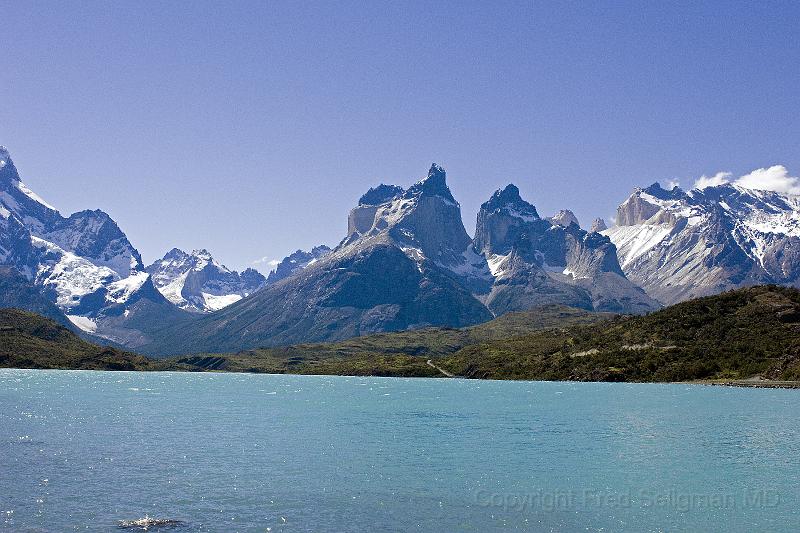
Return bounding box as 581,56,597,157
117,515,185,530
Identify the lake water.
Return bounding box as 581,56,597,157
1,370,799,532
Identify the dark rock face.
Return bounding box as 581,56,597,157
358,184,404,206
265,245,332,284
0,209,38,277
473,184,540,255
86,275,192,348
604,182,800,304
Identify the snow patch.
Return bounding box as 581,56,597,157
105,272,149,305
603,224,673,267
31,236,119,309
202,292,243,311
67,315,97,333
486,253,511,278
507,207,537,222
400,246,425,273
157,270,189,306
444,246,492,279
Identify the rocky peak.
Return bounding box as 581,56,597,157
0,146,12,171
191,248,214,263
0,147,21,187
615,189,663,226
146,247,266,313
346,165,470,266
162,248,189,261
474,185,543,255
590,218,608,232
483,184,540,219
405,163,457,204
548,210,580,228
643,182,688,201
359,184,404,206
0,147,59,225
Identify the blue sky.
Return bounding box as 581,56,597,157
2,1,799,272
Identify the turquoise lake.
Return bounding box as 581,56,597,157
1,369,799,532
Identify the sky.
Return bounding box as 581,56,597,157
2,1,799,273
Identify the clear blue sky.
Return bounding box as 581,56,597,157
2,1,799,272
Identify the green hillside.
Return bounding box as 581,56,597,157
3,286,800,384
438,285,800,382
182,305,610,375
0,308,156,371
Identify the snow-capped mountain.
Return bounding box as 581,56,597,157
265,245,332,285
146,248,266,312
603,182,800,304
0,147,186,346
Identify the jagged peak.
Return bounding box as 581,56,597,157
0,146,10,168
642,182,687,201
548,209,580,228
590,218,608,232
491,183,522,203
68,208,113,221
482,184,540,220
0,146,20,182
191,248,212,258
406,163,457,204
164,247,188,258
358,184,404,206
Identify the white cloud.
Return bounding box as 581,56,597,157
251,256,281,267
734,165,800,195
665,178,681,190
693,171,731,190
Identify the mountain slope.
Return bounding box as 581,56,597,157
190,304,612,374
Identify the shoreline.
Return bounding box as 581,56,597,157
693,380,800,389
2,366,800,389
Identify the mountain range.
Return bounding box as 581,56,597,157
1,145,799,355
604,182,800,304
